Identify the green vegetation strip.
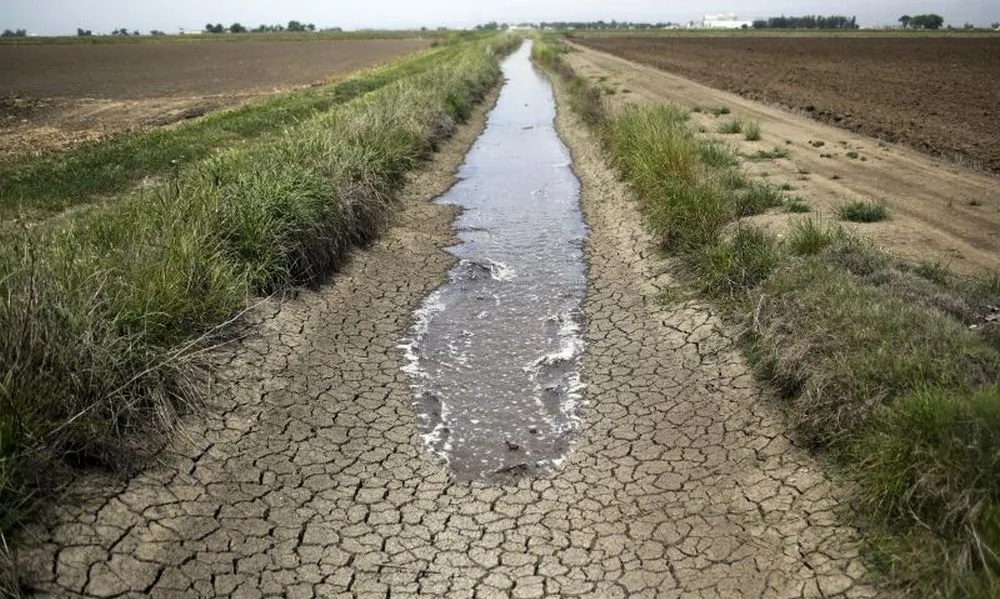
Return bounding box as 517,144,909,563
534,36,1000,597
0,38,482,219
0,34,519,541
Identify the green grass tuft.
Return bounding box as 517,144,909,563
697,227,780,298
787,218,844,255
784,197,812,213
838,200,890,222
717,117,744,134
743,120,762,141
734,183,784,217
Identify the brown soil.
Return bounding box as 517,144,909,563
0,39,428,157
573,35,1000,174
565,42,1000,276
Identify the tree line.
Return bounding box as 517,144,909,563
752,15,858,29
1,28,27,37
897,14,945,30
205,20,317,34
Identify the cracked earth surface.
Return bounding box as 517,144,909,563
16,68,879,597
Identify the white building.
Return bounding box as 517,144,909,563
701,13,753,29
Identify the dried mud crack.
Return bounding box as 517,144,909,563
16,69,879,598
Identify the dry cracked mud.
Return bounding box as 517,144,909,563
15,71,880,598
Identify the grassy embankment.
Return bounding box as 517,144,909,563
533,36,1000,597
0,33,520,580
0,36,494,219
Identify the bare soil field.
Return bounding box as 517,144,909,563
0,39,428,156
572,36,1000,174
565,42,1000,275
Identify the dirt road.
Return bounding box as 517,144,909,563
567,43,1000,276
16,55,877,597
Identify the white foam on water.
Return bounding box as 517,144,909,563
398,288,456,464
486,259,516,282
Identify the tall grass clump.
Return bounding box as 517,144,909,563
838,200,890,222
787,219,844,255
857,386,1000,595
717,117,744,134
733,183,784,217
0,34,517,548
743,120,762,141
697,227,780,298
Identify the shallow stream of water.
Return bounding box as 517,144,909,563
402,41,587,481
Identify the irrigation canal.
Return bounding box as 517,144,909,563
402,41,589,481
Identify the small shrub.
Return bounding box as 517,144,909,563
710,106,731,116
809,140,826,148
838,200,890,223
743,120,762,141
846,151,860,159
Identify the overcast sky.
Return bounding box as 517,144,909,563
3,0,997,35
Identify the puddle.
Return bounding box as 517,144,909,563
401,41,588,481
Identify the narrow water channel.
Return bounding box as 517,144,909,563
401,41,588,481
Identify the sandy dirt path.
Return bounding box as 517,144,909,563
17,67,878,597
567,43,1000,276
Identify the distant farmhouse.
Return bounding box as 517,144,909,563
699,13,754,29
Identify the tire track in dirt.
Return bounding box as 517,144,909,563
15,70,879,598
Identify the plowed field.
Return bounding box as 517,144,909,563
573,35,1000,173
0,38,428,156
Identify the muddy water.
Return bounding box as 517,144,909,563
402,41,588,481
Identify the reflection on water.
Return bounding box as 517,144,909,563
401,41,587,481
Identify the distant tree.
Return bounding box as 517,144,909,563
150,30,166,36
898,15,912,29
992,22,1000,29
912,14,944,30
205,23,224,33
76,27,93,36
132,30,140,36
1,29,27,37
307,23,315,32
749,15,857,30
229,22,246,33
287,20,306,32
